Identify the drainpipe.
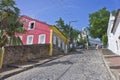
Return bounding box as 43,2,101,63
49,29,53,56
0,47,5,69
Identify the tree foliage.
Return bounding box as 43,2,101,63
111,10,117,16
55,17,80,43
88,7,110,40
70,28,80,41
0,0,26,47
55,18,69,37
102,33,108,47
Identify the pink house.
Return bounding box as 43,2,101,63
16,15,69,55
16,15,50,45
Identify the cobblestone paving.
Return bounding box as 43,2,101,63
5,50,112,80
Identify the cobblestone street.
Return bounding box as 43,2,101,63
5,50,112,80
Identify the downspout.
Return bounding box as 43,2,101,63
0,47,5,69
49,29,53,56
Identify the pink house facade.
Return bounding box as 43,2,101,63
16,15,50,45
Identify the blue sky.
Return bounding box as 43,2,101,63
15,0,120,31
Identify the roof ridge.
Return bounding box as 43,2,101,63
21,15,50,26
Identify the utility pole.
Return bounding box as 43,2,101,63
68,21,77,51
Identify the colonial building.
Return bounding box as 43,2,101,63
107,9,120,55
16,15,69,55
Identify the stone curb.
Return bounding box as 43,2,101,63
0,55,64,80
101,52,116,80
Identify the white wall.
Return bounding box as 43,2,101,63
107,14,116,53
114,22,120,55
107,13,120,55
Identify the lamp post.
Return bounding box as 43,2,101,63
68,21,77,51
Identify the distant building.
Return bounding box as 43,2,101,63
107,9,120,55
81,28,87,40
16,15,69,55
81,27,89,47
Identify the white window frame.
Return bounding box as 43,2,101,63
62,41,64,50
53,36,56,45
27,35,34,45
58,37,61,47
38,34,46,44
28,21,35,30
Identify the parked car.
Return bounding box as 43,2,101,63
75,45,84,51
76,45,84,49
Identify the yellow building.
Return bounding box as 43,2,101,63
49,26,69,56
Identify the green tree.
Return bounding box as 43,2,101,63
55,18,65,30
70,28,80,42
88,7,110,46
0,0,26,47
55,18,80,50
111,10,116,16
102,33,108,47
56,18,80,41
55,18,69,37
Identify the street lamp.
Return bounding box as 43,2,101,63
68,21,77,38
68,20,77,51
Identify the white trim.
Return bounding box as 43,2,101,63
38,34,46,44
28,21,35,30
27,35,34,45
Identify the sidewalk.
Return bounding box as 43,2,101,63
102,49,120,80
0,55,64,79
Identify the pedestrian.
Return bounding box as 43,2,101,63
95,44,99,50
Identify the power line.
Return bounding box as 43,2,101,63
50,0,80,30
50,0,72,22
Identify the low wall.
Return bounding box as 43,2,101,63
3,44,50,65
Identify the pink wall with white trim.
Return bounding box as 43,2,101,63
16,15,50,45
